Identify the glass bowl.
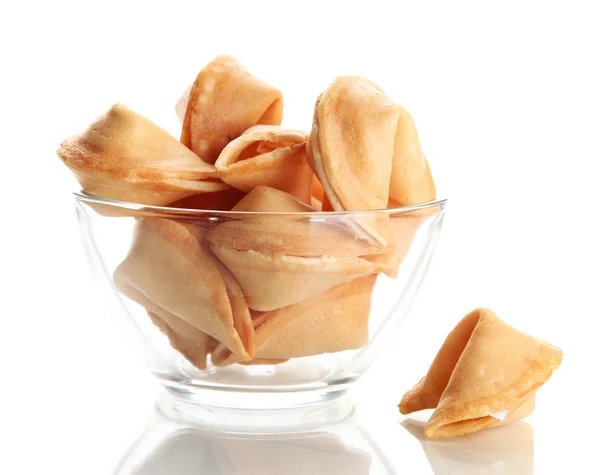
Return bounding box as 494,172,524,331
75,192,446,428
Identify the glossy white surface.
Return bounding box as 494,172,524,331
2,1,599,473
108,393,563,475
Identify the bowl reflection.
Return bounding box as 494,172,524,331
113,401,398,475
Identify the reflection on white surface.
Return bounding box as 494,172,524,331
130,431,370,475
114,407,398,475
401,419,534,475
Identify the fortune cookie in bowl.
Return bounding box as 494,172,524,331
113,217,254,362
212,275,377,366
207,187,382,311
307,77,436,244
399,308,562,439
166,188,247,211
57,104,226,206
215,125,313,204
147,311,218,370
364,205,440,278
180,55,283,164
311,176,324,210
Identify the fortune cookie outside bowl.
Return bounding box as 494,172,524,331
399,308,563,439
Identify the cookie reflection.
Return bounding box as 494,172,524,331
113,409,399,475
401,418,534,475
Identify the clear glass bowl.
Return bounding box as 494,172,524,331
75,192,446,427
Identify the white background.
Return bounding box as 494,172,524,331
1,1,599,473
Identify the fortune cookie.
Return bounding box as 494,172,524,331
363,206,440,278
226,185,314,213
307,80,394,211
147,311,217,370
207,187,381,311
180,55,283,164
399,308,562,439
238,358,289,366
307,77,436,244
307,76,436,209
57,103,226,205
114,217,254,360
167,189,246,211
311,176,324,210
215,125,313,204
212,275,377,366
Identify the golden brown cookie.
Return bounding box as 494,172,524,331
57,104,226,205
166,189,246,211
147,310,214,370
212,275,377,366
207,187,381,311
113,218,254,360
363,206,437,278
399,308,562,439
180,55,283,164
307,76,436,244
214,125,312,204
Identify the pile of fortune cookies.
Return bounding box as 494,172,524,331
57,55,562,439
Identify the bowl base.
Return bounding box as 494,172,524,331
156,387,354,432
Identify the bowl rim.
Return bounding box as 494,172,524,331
73,191,447,217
